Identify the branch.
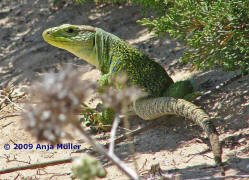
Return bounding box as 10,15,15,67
108,113,120,155
0,158,72,175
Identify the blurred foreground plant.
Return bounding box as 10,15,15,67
22,67,96,144
22,67,140,180
71,154,106,180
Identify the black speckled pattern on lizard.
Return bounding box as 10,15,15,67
95,28,174,97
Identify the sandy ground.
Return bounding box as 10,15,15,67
0,0,248,179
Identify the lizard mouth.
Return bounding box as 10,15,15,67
43,30,69,43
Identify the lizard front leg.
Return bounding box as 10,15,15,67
84,73,117,132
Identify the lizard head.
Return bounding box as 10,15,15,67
43,24,99,67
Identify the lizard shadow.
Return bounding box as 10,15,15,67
101,116,249,178
144,157,249,179
102,156,249,179
115,115,208,154
102,115,249,178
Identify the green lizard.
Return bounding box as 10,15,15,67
42,24,223,170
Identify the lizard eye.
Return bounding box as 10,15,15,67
67,28,74,33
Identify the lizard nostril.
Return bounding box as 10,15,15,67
42,30,50,40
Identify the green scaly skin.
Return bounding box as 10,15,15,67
43,24,223,170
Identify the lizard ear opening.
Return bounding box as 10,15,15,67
93,38,95,46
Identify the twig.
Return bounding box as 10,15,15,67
0,113,22,120
2,121,14,128
0,95,24,111
138,159,148,173
194,72,248,102
4,154,31,164
49,172,71,179
75,123,139,180
187,174,249,180
0,158,73,175
109,113,120,155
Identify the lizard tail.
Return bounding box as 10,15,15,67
133,97,222,167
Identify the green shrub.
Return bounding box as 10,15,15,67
137,0,249,72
